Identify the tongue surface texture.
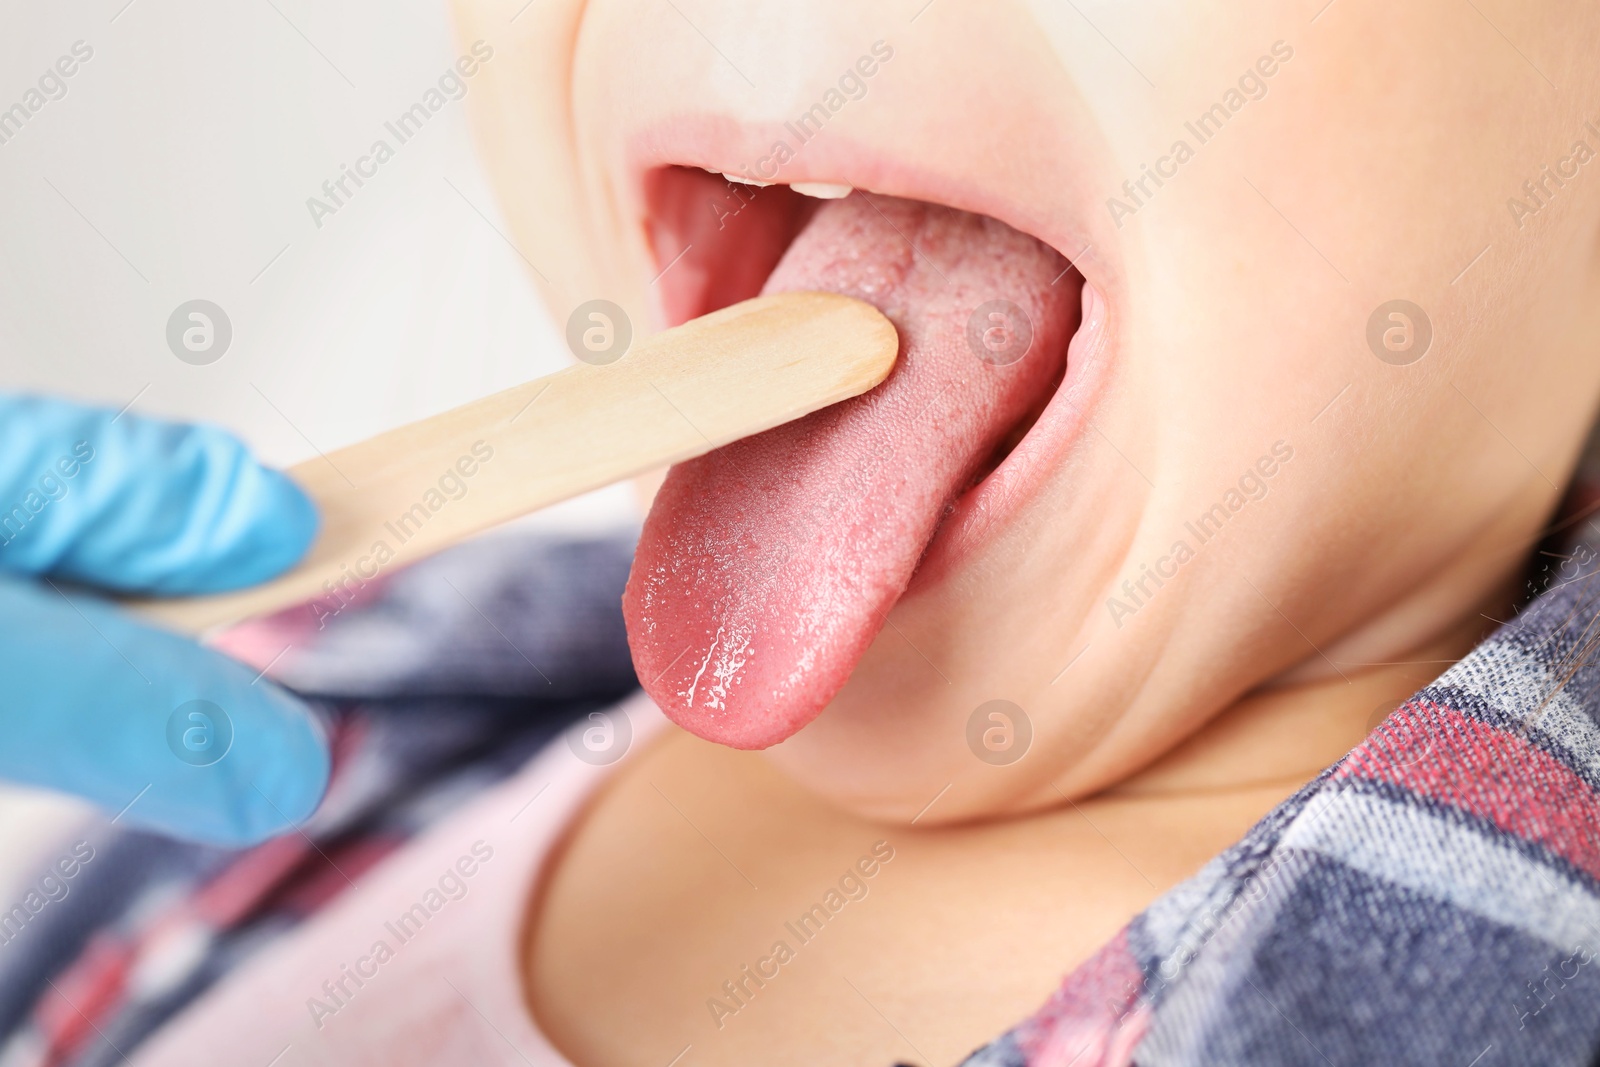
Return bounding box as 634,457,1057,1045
625,194,1074,748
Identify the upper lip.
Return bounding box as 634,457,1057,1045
617,114,1101,315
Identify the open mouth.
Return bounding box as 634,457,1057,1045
624,163,1092,749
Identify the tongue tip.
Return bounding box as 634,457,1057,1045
635,677,818,750
623,538,854,751
624,627,825,751
666,710,805,750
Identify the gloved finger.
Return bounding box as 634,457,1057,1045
0,576,330,847
0,394,318,595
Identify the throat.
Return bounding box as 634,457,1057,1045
527,727,1303,1067
1107,617,1496,802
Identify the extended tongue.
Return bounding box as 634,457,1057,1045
624,194,1076,748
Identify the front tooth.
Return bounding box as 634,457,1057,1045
791,182,853,199
721,172,772,187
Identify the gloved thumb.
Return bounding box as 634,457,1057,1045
0,576,330,847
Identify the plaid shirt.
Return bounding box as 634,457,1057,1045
962,487,1600,1066
0,532,638,1067
4,497,1600,1066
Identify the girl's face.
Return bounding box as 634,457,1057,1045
454,0,1600,818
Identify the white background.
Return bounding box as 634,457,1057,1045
0,0,636,886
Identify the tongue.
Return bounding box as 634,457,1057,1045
624,194,1075,748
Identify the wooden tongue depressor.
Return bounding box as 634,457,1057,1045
128,292,897,635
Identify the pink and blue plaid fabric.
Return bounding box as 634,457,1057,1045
4,492,1600,1066
960,491,1600,1066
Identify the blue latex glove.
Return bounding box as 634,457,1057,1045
0,394,329,846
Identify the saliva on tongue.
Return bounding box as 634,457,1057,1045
625,193,1076,749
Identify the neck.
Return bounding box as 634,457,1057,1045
1106,605,1498,802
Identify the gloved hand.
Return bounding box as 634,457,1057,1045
0,394,329,847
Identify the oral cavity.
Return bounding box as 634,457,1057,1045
624,192,1077,749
